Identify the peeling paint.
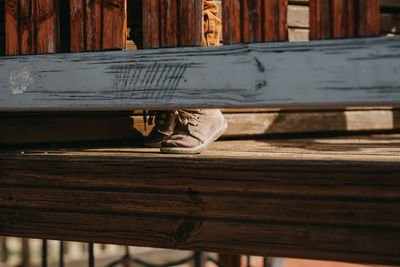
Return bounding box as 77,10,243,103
9,66,34,95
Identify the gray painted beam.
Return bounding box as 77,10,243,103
0,36,399,111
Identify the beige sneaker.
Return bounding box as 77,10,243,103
144,111,177,148
160,109,227,154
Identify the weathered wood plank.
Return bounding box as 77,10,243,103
102,0,126,50
5,0,22,55
142,0,201,48
70,0,126,52
133,108,400,138
5,0,59,55
223,0,288,44
1,134,400,265
2,108,398,144
310,0,381,39
358,0,381,37
0,1,5,56
36,0,59,54
0,36,399,110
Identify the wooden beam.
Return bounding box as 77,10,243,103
0,36,399,111
1,134,400,265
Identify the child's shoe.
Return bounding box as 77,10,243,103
144,111,177,148
160,109,227,154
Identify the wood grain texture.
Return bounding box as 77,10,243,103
142,0,202,49
310,0,381,40
102,0,127,50
223,0,288,44
133,108,400,138
0,36,399,111
358,0,381,37
70,0,126,52
4,0,59,55
0,1,5,56
1,134,400,265
219,255,241,267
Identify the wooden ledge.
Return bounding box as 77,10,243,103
1,134,400,265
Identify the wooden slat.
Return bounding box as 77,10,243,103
358,0,381,37
223,0,288,44
222,0,241,44
5,0,22,55
0,1,5,56
1,134,400,265
142,0,201,49
263,0,289,42
179,0,203,47
5,0,59,55
102,0,127,50
36,0,59,54
133,108,400,138
70,0,85,52
160,0,178,48
142,0,159,48
70,0,126,52
310,0,381,39
219,254,241,267
0,36,399,111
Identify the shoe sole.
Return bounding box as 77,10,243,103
160,121,228,154
143,142,162,148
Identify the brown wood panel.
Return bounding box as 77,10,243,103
142,0,159,48
70,0,126,52
331,0,356,38
358,0,381,37
222,0,241,44
160,0,178,48
0,1,5,56
70,0,85,52
179,0,202,47
310,0,381,39
219,254,241,267
36,0,59,54
102,0,126,50
263,0,289,42
142,0,202,48
4,0,59,55
223,0,288,44
1,134,400,265
5,0,22,55
85,0,102,51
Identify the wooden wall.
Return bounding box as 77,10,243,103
223,0,288,44
1,0,126,55
0,1,4,56
309,0,381,39
142,0,203,48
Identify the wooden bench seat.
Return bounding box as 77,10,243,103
1,133,399,266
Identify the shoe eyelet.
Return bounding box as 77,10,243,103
159,120,165,125
161,113,167,119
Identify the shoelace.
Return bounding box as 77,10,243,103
175,110,201,127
